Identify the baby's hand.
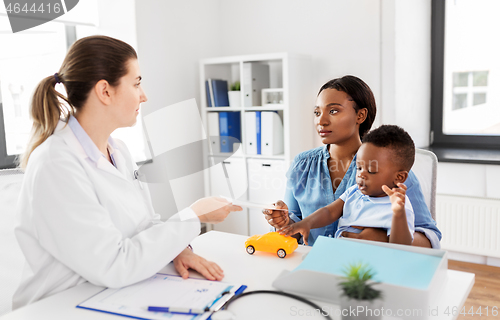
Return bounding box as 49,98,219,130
278,220,311,245
382,183,407,215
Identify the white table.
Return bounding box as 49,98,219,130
1,231,474,320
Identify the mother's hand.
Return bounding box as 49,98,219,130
262,200,290,229
341,226,389,242
173,248,224,281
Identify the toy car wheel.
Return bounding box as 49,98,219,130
246,245,255,255
277,249,286,258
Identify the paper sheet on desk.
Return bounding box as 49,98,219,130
77,273,243,320
221,196,287,211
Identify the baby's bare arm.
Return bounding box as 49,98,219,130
278,199,344,245
309,198,344,229
383,183,412,245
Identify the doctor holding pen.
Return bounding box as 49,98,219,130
13,35,242,309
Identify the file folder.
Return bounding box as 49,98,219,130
242,63,270,107
219,112,241,153
205,80,212,107
256,111,261,154
261,111,283,156
211,79,229,107
206,79,215,107
245,112,257,155
208,112,220,154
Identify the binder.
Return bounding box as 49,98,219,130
219,112,241,153
205,80,212,107
245,112,257,155
206,79,215,107
256,111,261,154
261,111,283,155
208,112,220,153
242,63,270,107
211,79,229,107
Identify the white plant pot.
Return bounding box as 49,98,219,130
228,91,241,108
340,295,383,320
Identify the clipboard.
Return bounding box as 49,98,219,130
77,273,247,320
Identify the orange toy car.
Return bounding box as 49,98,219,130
245,232,298,258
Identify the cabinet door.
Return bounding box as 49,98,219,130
208,156,248,235
247,159,287,235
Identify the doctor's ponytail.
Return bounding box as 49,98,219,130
19,75,73,169
19,35,137,169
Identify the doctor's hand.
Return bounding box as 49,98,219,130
190,197,242,224
174,248,224,281
263,200,290,229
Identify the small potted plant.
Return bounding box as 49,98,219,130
228,81,241,108
338,263,383,320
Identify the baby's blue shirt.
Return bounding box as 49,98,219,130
284,145,441,247
336,185,415,240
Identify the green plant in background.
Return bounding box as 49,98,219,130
230,81,240,91
338,263,382,301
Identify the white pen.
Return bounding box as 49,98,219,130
211,292,235,312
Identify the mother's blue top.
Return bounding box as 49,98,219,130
284,145,442,248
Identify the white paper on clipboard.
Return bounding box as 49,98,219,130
77,273,245,320
221,196,287,211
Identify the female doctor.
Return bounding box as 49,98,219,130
13,35,242,309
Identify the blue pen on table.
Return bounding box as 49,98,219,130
147,306,209,315
147,287,233,315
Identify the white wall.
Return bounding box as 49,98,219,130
135,1,224,218
380,0,432,148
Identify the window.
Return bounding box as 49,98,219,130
452,71,488,111
0,18,69,168
0,2,149,169
431,0,500,149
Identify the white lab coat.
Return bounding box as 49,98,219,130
13,120,200,309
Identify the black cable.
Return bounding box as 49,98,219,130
223,290,333,320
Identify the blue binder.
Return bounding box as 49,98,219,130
205,80,212,107
212,79,229,107
255,111,261,154
219,112,241,153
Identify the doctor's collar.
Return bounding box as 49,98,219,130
67,115,116,164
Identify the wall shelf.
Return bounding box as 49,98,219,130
199,53,313,236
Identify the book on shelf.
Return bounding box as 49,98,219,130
206,79,229,107
205,80,213,107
